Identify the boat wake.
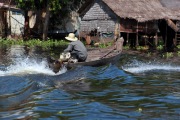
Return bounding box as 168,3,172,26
0,57,67,76
122,60,180,74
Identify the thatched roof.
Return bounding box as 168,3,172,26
102,0,180,22
160,0,180,10
79,0,180,22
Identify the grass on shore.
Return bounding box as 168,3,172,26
123,44,180,59
0,38,69,48
1,38,180,59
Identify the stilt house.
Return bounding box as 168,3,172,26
78,0,180,46
160,0,180,45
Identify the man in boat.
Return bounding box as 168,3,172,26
60,33,88,63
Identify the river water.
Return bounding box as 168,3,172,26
0,45,180,120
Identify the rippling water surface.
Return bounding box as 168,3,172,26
0,45,180,120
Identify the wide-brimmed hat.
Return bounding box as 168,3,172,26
65,33,78,42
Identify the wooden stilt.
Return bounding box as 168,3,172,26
136,22,139,47
174,22,177,46
155,32,158,47
165,23,167,48
127,33,129,45
145,22,147,46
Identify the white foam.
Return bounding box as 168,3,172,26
122,60,180,74
0,57,67,76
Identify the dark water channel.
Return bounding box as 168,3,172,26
0,45,180,120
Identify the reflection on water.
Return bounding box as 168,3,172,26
0,45,180,120
7,45,27,58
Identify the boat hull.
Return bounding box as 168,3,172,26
66,50,121,69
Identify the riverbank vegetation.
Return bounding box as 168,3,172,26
1,38,179,62
0,38,68,48
122,43,180,64
15,0,87,40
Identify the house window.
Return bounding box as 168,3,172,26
12,11,22,15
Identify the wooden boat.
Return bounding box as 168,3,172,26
65,48,122,69
48,37,124,73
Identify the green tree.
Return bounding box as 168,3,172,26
15,0,86,40
15,0,68,40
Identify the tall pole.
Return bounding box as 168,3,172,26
136,21,139,47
